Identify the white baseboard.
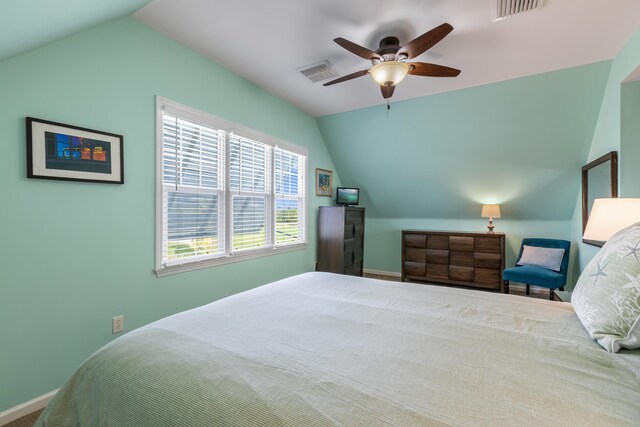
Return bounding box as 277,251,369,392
0,389,57,426
363,268,401,278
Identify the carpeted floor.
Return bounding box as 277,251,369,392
3,409,42,427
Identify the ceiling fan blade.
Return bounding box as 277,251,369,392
408,62,461,77
323,69,370,86
334,38,382,61
381,84,395,99
397,23,454,59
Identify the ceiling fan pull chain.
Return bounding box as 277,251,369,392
386,99,390,118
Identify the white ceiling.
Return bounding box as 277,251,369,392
134,0,640,117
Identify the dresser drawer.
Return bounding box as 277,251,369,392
344,223,360,239
345,209,363,225
426,249,449,265
343,246,363,266
449,236,474,252
450,251,474,267
344,261,362,276
405,248,427,263
450,266,474,282
427,235,449,250
427,264,449,280
343,250,354,267
474,252,501,269
405,261,426,277
475,268,501,284
475,237,501,254
344,238,356,253
405,234,427,248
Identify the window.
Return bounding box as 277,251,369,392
156,97,307,276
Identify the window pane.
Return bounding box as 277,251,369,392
274,149,300,196
232,196,266,251
229,136,268,193
275,199,301,245
165,192,220,260
163,115,223,190
274,147,304,246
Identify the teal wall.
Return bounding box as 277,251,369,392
317,63,610,283
621,80,640,197
570,29,640,271
0,0,150,62
0,17,340,412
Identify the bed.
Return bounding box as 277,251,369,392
36,272,640,426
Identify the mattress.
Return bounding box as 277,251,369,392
36,272,640,426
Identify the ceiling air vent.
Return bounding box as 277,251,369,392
297,60,339,83
494,0,543,21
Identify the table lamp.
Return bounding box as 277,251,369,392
583,198,640,242
482,204,501,233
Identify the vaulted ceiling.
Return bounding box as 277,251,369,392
134,0,640,116
3,1,639,117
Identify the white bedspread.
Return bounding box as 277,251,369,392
37,272,640,426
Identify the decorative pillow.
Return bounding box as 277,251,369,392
517,245,565,271
572,222,640,353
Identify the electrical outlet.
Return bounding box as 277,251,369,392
112,315,124,334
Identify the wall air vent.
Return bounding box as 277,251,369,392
494,0,544,21
297,60,339,83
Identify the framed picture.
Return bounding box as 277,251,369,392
315,168,333,197
26,117,124,184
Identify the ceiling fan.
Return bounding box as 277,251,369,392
324,23,461,99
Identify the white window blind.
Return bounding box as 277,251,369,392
230,135,270,251
161,114,226,266
156,97,308,275
274,148,305,246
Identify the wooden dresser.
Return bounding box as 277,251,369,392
401,230,505,291
317,206,365,276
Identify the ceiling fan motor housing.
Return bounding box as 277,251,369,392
376,36,402,60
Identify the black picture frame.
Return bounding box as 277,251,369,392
26,117,124,184
581,151,617,247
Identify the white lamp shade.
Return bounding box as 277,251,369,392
583,198,640,242
481,204,501,218
370,61,409,86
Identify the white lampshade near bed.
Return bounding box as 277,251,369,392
583,198,640,241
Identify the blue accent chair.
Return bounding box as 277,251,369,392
503,238,571,300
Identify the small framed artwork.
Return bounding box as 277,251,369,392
26,117,124,184
315,168,333,197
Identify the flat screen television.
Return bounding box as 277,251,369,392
336,187,359,206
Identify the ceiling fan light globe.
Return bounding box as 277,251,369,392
370,61,409,86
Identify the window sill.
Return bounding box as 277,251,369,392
155,243,308,277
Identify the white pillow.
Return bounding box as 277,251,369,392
516,245,565,272
572,223,640,353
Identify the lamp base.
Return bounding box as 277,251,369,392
487,218,495,234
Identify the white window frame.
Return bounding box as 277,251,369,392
155,97,308,277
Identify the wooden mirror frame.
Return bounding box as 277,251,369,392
582,151,618,247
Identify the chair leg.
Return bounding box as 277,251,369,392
526,284,530,295
560,286,564,291
504,280,509,294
